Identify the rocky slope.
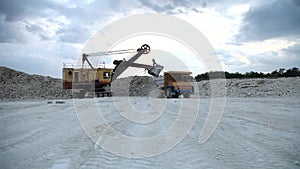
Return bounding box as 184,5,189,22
196,78,300,98
111,76,158,96
0,67,72,100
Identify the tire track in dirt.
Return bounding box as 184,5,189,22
214,98,299,168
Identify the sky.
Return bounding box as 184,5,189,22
0,0,299,78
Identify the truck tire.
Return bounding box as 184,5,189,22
78,90,85,99
165,88,172,98
183,93,191,98
172,94,179,98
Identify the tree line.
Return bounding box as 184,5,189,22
195,67,300,81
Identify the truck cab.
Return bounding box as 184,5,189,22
162,71,194,98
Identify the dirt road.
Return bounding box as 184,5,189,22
0,97,299,169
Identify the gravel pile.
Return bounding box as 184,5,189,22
1,66,299,100
0,67,72,101
113,76,300,98
196,78,300,97
111,76,158,96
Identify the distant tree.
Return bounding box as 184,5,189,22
195,72,209,81
292,67,299,72
284,67,300,77
278,68,285,76
271,69,279,77
194,67,299,81
245,71,260,78
209,71,226,79
233,72,244,78
258,72,265,78
265,73,272,78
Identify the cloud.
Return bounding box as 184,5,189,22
245,46,300,72
0,40,82,77
225,43,300,73
280,43,300,68
0,0,299,78
138,0,205,14
217,38,299,73
57,26,91,43
0,0,109,42
283,43,300,55
217,49,250,73
0,0,208,45
0,0,62,22
0,16,27,43
237,0,300,41
0,0,142,77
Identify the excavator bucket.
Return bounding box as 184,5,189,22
148,65,164,77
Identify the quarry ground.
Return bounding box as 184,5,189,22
0,96,299,169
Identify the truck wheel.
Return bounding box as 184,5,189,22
78,90,85,99
165,88,172,98
183,93,190,98
173,94,179,98
172,93,180,98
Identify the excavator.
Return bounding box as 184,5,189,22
62,44,164,98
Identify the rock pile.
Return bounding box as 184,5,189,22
111,76,158,96
0,67,72,101
112,76,300,98
196,78,300,97
1,66,299,100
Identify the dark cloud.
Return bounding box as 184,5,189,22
139,0,175,13
0,0,62,22
0,0,106,24
217,42,300,73
0,0,120,44
0,17,26,43
138,0,205,14
0,16,57,43
0,0,64,43
0,0,208,45
0,0,298,77
57,26,91,43
238,0,300,41
39,34,52,41
25,24,43,33
245,44,300,72
0,0,105,23
282,44,300,60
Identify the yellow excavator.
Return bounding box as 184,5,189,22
62,44,164,98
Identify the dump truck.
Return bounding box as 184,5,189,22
160,71,194,98
62,44,164,98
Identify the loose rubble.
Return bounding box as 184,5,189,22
196,78,300,97
111,76,158,96
0,67,72,101
0,66,299,100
